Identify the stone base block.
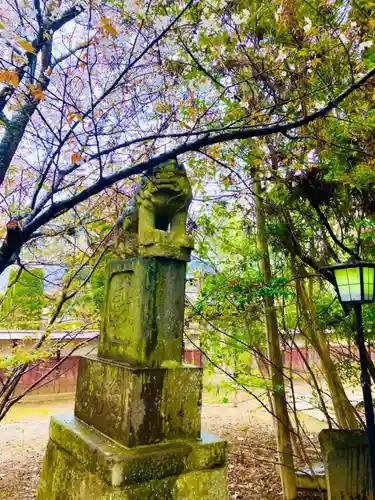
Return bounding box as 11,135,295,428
37,414,228,500
98,258,187,366
319,429,370,499
75,357,202,447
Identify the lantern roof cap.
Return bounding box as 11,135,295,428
321,258,375,272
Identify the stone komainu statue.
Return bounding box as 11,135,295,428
114,159,194,261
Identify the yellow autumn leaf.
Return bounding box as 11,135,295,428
311,58,322,68
17,38,36,54
100,17,118,37
369,19,375,28
67,111,83,123
27,83,45,100
105,24,118,37
33,88,45,101
10,72,19,87
0,70,19,87
71,152,82,163
67,111,77,124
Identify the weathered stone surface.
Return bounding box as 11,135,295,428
113,160,194,263
98,258,186,366
319,429,370,499
37,162,228,500
49,414,227,486
75,357,202,447
37,415,228,500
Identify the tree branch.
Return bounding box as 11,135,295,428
0,6,85,185
76,65,375,165
0,65,374,274
314,204,360,259
45,6,84,32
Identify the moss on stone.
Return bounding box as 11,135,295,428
48,414,227,489
38,438,228,500
75,358,202,447
319,429,370,498
37,160,229,499
97,258,187,367
113,160,194,263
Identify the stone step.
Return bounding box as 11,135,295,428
49,414,227,488
296,462,326,492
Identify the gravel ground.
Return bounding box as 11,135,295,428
0,396,324,499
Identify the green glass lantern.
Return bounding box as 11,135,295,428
323,260,375,305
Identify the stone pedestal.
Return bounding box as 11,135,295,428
38,415,227,500
98,258,187,367
319,429,370,499
37,261,228,500
37,162,228,500
75,357,202,447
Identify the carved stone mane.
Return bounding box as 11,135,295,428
114,159,194,261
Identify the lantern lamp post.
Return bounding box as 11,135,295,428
322,259,375,495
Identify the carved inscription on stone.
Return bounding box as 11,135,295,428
105,270,134,345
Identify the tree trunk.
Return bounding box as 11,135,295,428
253,176,297,499
296,273,359,429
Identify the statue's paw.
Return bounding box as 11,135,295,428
140,229,168,246
171,234,194,248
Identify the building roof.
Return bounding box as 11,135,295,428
0,330,99,340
